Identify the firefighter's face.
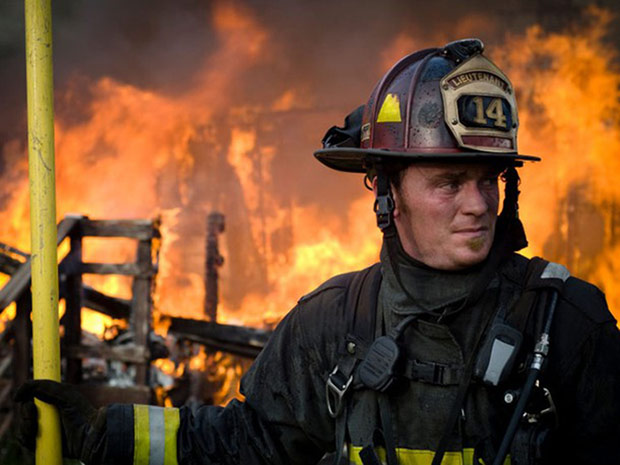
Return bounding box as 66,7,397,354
386,163,500,270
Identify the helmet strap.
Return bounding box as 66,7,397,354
373,162,395,231
373,163,421,304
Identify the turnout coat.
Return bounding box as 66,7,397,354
104,253,620,465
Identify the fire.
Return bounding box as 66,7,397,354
496,8,620,316
0,3,619,406
218,196,379,327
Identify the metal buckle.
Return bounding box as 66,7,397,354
433,363,446,385
373,195,394,230
326,366,353,418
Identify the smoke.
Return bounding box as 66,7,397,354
5,1,618,134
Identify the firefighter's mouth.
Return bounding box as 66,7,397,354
453,226,489,236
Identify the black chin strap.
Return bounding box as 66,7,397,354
373,161,394,232
373,162,422,307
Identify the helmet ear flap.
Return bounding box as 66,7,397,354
321,105,364,149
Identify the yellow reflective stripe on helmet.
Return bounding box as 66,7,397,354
376,93,402,123
133,405,181,465
134,405,150,465
163,407,180,465
349,446,511,465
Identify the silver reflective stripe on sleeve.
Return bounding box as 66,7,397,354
149,406,166,465
133,404,180,465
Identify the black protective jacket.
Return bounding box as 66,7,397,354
104,253,620,465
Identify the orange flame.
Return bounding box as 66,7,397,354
499,8,620,317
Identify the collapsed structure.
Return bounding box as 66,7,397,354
0,214,270,440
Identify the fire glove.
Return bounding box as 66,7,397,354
14,379,107,464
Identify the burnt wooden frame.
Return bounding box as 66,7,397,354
0,215,159,411
61,216,159,392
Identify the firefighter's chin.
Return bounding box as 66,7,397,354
451,232,493,269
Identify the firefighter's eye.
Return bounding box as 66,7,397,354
480,176,498,188
438,180,461,192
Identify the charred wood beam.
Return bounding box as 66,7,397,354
0,252,24,276
78,219,160,240
0,255,131,336
65,233,84,383
64,344,149,365
0,216,81,312
205,212,225,321
59,253,131,319
0,216,158,314
82,287,131,319
168,318,272,359
79,262,155,277
0,242,28,260
131,238,155,385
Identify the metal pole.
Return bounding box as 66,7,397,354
24,1,63,464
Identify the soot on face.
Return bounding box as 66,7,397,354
466,237,486,252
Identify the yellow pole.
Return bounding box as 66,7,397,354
24,1,63,464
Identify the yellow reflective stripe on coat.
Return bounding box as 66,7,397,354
349,446,511,465
133,405,181,465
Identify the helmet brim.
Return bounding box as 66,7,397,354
314,147,541,173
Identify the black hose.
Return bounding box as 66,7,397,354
492,367,538,465
492,290,558,465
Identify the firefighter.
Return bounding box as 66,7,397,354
15,39,620,465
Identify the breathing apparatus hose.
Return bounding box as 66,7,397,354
492,290,559,465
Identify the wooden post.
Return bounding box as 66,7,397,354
65,231,83,383
204,212,225,322
13,293,32,391
131,239,153,385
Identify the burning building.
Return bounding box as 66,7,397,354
0,0,619,447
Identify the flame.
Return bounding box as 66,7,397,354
496,8,620,317
218,195,379,327
0,302,16,335
0,4,619,406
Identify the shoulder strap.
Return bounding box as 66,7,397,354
345,263,383,344
328,263,382,465
326,264,383,418
506,256,569,349
505,256,550,333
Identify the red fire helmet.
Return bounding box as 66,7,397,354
315,39,540,173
